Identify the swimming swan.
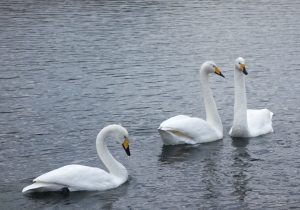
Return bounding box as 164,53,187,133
158,61,225,145
229,57,273,137
22,124,131,193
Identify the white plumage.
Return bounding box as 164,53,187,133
158,61,225,145
229,57,273,137
22,124,131,193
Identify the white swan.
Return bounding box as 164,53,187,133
229,57,273,137
158,61,225,145
22,124,131,193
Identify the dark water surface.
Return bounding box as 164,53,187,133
0,0,299,209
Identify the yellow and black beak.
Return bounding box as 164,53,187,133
240,63,248,75
214,66,225,78
122,137,130,156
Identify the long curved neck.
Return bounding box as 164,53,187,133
200,70,223,134
233,69,248,129
96,129,128,179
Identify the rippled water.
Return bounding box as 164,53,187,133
0,0,299,209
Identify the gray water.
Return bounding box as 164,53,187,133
0,0,299,209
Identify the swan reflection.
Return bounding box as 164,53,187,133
159,140,223,163
231,137,252,202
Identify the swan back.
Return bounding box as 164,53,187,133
247,109,274,137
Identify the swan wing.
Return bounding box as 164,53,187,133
247,109,273,137
26,164,119,192
158,115,221,145
22,182,68,193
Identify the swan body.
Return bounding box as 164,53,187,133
22,124,131,193
158,61,225,145
158,115,221,145
229,57,273,138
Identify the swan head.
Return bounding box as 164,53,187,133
102,124,131,156
200,61,225,78
235,57,248,75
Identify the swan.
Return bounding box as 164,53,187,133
158,61,225,145
229,57,273,137
22,124,131,193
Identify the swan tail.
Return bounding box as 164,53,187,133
22,182,68,193
270,111,274,119
269,110,274,132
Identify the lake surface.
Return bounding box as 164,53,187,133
0,0,299,209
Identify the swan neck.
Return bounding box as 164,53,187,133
233,69,248,129
200,70,223,134
96,129,127,179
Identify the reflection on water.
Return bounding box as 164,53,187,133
231,137,252,202
159,144,201,163
159,140,223,164
159,141,224,209
201,147,221,206
231,137,250,148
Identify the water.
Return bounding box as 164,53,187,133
0,0,299,209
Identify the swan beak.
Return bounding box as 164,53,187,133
122,138,130,156
240,64,248,75
214,67,225,78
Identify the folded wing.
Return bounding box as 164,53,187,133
23,164,119,193
159,115,221,145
